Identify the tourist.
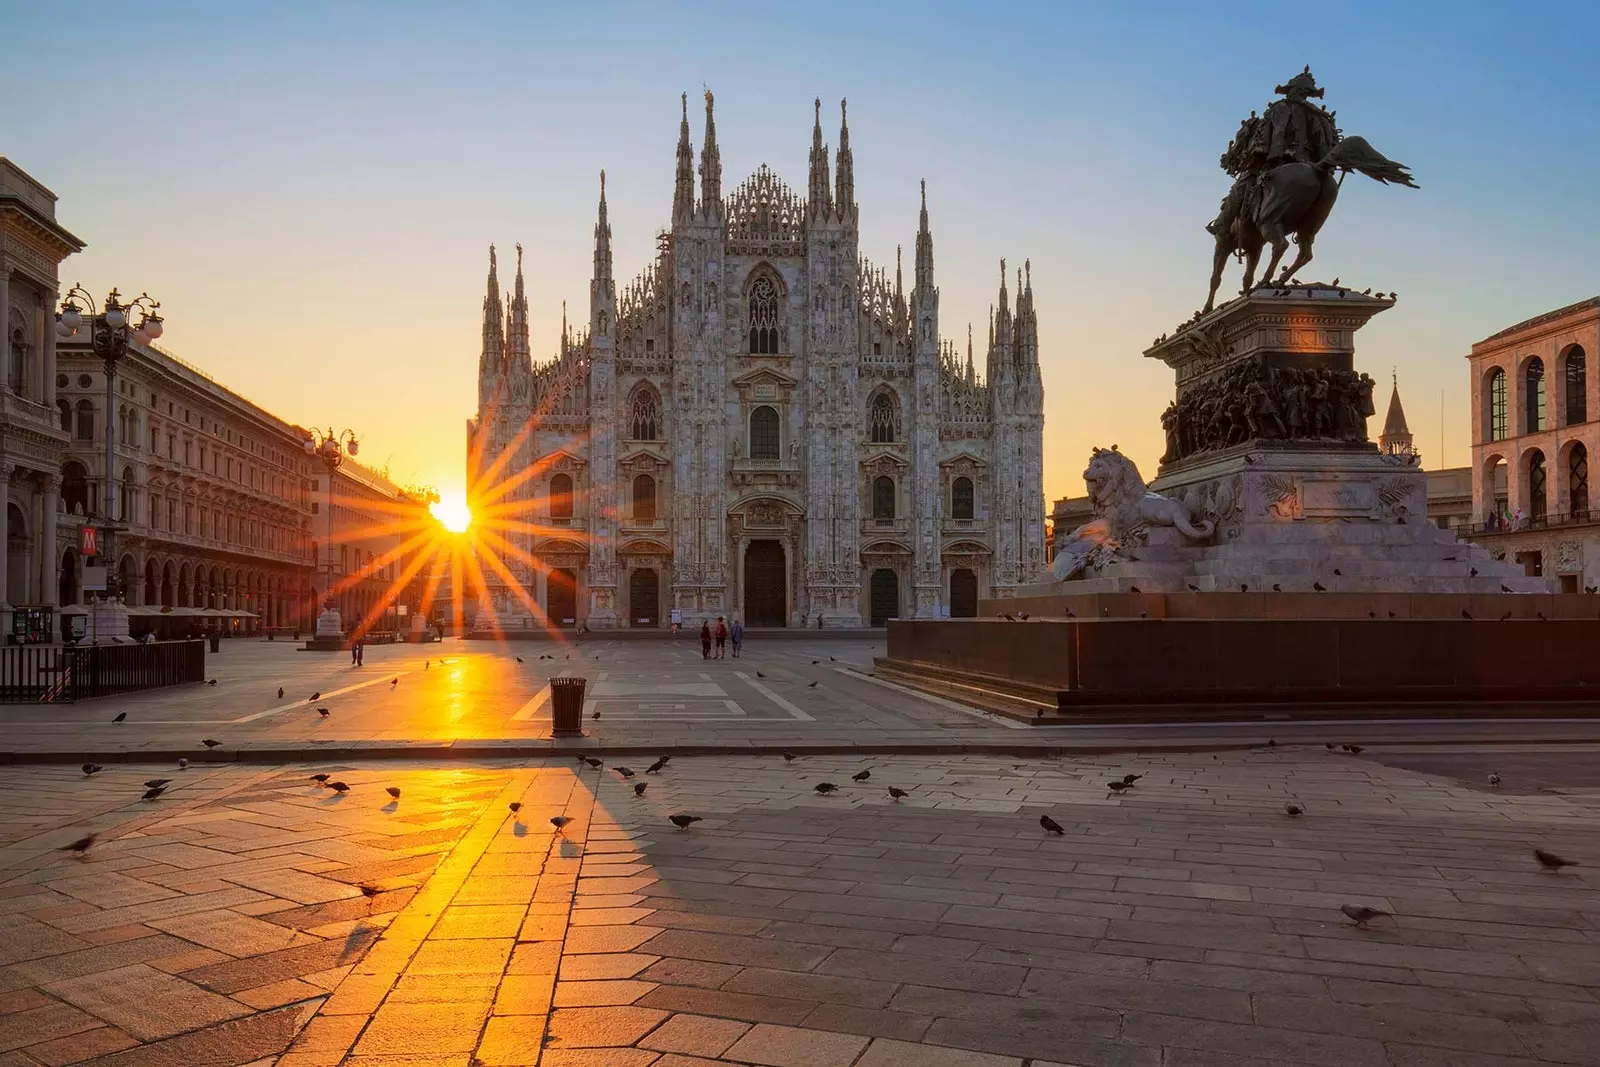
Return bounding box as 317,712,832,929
351,640,359,666
730,617,744,657
699,620,712,659
714,616,728,658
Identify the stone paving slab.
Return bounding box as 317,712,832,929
0,748,1598,1065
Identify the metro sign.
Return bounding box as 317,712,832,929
80,526,98,557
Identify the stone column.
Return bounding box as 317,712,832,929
0,270,11,394
0,465,11,636
38,474,59,610
42,287,58,408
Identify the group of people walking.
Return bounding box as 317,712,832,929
699,616,743,659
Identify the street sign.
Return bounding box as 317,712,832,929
80,526,97,557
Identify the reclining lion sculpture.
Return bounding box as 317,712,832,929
1049,446,1214,581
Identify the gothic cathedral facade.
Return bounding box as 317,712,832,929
466,94,1045,629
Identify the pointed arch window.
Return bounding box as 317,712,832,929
872,475,896,520
749,405,780,460
1529,449,1548,523
1526,357,1547,432
951,476,974,520
1488,368,1507,442
747,275,781,354
629,384,661,441
869,390,899,443
632,474,657,521
1566,346,1588,425
549,473,574,519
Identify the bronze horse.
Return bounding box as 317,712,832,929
1204,135,1417,313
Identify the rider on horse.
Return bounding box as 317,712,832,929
1209,68,1338,248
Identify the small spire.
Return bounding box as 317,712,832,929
914,180,934,292
593,169,613,284
808,95,832,217
895,244,903,298
699,87,722,206
834,97,854,211
674,92,694,221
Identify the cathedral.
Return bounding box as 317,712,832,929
466,93,1045,629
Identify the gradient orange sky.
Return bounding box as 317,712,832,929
6,3,1599,509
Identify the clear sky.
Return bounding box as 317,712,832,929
5,1,1598,508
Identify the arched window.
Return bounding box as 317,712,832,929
747,274,781,354
1488,368,1507,442
1526,357,1546,432
8,315,27,395
549,473,574,519
57,399,72,433
61,461,90,516
951,476,974,520
1566,346,1588,425
869,390,898,444
632,474,656,521
120,466,135,523
1529,449,1548,523
872,475,896,520
1570,443,1589,518
629,384,660,440
749,405,780,460
75,399,94,441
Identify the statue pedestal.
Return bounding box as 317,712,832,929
304,608,346,651
1032,285,1553,600
88,600,134,644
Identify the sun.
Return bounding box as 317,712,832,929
430,492,473,533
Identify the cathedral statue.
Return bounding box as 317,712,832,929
1203,67,1418,313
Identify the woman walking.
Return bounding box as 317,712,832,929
699,619,712,660
730,618,744,658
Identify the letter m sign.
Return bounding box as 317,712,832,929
80,526,98,557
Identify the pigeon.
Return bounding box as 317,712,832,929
814,782,838,794
808,681,818,688
318,708,330,717
1187,584,1200,592
359,884,380,898
829,656,836,662
592,710,601,720
1341,904,1390,927
1488,773,1501,787
582,757,603,769
1502,584,1512,593
385,787,401,799
1461,610,1472,620
888,787,908,801
1325,743,1336,751
177,758,188,769
645,757,668,774
62,833,96,856
1129,585,1141,594
112,712,126,723
634,782,647,796
1285,803,1304,818
326,781,351,793
668,814,702,830
1018,613,1030,621
310,773,330,783
1273,584,1282,592
782,751,796,762
207,679,218,686
1106,781,1132,793
1313,582,1326,592
310,691,321,701
550,815,572,834
142,786,166,801
1333,568,1342,576
852,770,871,782
391,678,398,686
615,767,636,779
1470,567,1478,577
82,763,103,776
1040,814,1065,835
201,739,222,748
1534,848,1577,871
516,656,523,663
1342,744,1364,755
1499,611,1512,622
425,661,430,669
756,671,766,678
1240,584,1248,592
1121,774,1142,785
277,687,285,699
508,802,522,814
812,660,819,665
144,778,172,789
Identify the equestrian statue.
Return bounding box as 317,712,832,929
1203,67,1417,313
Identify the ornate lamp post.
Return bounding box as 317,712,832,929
302,428,358,634
56,287,163,625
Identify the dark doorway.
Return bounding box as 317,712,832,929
548,567,578,626
629,568,659,627
950,568,977,618
59,548,79,607
743,540,786,626
870,568,899,626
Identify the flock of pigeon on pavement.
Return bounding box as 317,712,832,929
55,654,1588,936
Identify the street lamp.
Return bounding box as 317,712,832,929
56,286,163,609
303,428,358,631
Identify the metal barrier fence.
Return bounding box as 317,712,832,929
0,640,207,703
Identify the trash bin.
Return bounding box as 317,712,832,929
550,676,586,736
208,633,221,653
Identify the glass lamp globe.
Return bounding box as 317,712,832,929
347,439,359,456
144,317,163,340
60,306,83,331
105,307,126,329
302,438,316,454
56,320,75,338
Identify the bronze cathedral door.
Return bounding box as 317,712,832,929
743,541,786,627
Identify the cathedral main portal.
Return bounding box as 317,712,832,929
743,540,786,627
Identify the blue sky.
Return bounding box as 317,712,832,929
4,0,1597,504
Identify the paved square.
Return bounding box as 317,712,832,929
0,745,1596,1065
